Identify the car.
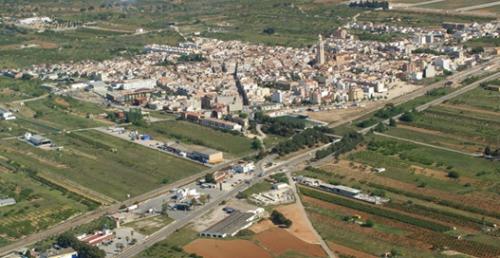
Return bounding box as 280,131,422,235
222,207,236,213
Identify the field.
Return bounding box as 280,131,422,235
0,77,50,102
136,120,254,156
419,0,499,10
386,86,500,152
0,130,205,201
300,186,500,258
0,170,89,245
122,215,173,236
0,26,184,68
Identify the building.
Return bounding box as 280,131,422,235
106,88,155,104
0,108,15,120
348,87,364,101
272,182,289,190
191,148,224,164
25,133,52,147
40,248,78,258
0,198,16,207
200,210,258,238
200,117,242,131
295,176,321,187
317,34,325,65
319,183,361,197
233,162,255,173
77,230,114,246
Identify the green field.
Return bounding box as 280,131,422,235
0,171,89,244
21,95,109,131
0,130,205,201
0,77,50,102
0,27,183,68
137,120,254,156
449,87,500,112
420,0,498,10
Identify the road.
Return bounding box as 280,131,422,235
334,57,500,130
374,132,481,157
0,158,242,257
286,172,336,258
117,143,333,258
456,1,500,12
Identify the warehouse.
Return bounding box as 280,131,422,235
190,147,224,164
200,211,257,238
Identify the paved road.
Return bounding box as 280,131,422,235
286,172,336,258
0,158,242,257
374,132,481,157
117,143,333,258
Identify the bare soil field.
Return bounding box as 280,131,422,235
250,219,274,234
328,241,377,258
184,239,272,258
276,203,321,244
255,228,326,257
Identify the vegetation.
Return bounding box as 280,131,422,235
270,210,292,228
255,112,306,137
315,132,364,160
272,127,333,156
300,186,451,232
0,77,49,102
375,104,403,119
57,233,105,258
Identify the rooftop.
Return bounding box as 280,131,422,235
202,211,254,235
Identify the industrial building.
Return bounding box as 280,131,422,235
200,210,258,238
0,198,16,207
0,108,16,120
40,247,78,258
191,147,224,164
24,133,52,147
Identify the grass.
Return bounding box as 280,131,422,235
0,130,205,201
449,87,500,112
242,181,272,197
21,95,109,131
136,227,199,258
0,170,89,242
420,0,498,10
138,120,254,156
0,77,50,102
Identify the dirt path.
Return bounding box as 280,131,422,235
328,241,377,258
440,103,500,118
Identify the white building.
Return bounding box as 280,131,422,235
233,162,255,173
0,198,16,207
0,108,16,120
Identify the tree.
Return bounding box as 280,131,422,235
126,109,144,126
205,173,216,184
448,171,460,179
484,146,492,156
239,112,248,119
252,137,263,150
389,118,396,127
374,122,387,132
362,219,374,227
263,27,275,35
399,111,415,122
270,210,292,228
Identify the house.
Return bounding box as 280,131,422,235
0,198,16,207
40,247,78,258
200,210,258,238
295,176,321,187
0,108,16,120
199,117,242,132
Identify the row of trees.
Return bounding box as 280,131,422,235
315,132,364,160
272,127,334,156
349,1,390,10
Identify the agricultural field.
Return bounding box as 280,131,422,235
0,77,50,102
0,26,183,68
135,120,255,156
0,130,205,201
301,187,500,258
19,95,110,131
0,170,90,246
386,86,500,152
419,0,499,10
